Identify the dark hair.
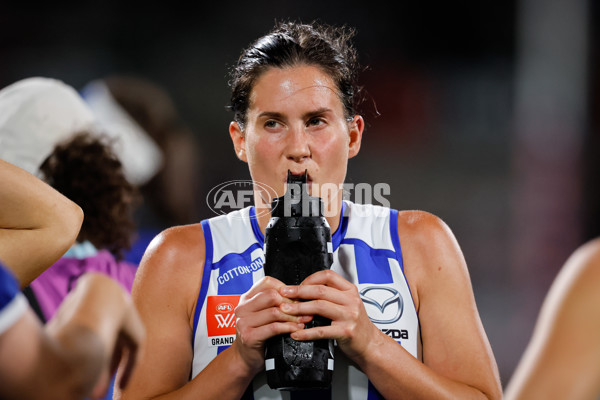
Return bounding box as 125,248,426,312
229,21,361,129
40,132,139,260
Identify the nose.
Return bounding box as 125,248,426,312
285,126,311,162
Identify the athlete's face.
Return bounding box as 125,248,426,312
229,65,364,211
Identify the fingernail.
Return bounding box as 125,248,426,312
281,287,292,296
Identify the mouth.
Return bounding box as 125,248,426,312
282,171,313,198
285,170,313,184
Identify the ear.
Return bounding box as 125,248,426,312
347,115,364,159
229,121,248,162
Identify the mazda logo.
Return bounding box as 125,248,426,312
360,286,403,324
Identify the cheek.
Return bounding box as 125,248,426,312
245,134,279,166
316,130,349,162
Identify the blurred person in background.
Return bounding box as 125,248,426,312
504,238,600,399
0,77,141,400
29,132,139,323
0,157,144,400
117,21,501,400
0,77,140,317
81,75,201,265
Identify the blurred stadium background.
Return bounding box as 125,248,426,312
1,0,596,387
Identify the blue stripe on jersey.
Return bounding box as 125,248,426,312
214,243,262,295
389,209,404,273
332,201,349,251
388,209,417,314
0,263,19,309
340,238,395,284
193,220,215,346
368,380,383,399
211,242,262,271
249,207,264,247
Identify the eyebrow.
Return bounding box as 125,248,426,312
257,108,333,120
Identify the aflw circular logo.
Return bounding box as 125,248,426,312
206,180,278,219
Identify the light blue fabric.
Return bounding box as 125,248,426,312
63,240,98,259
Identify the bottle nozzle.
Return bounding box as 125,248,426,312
271,170,322,217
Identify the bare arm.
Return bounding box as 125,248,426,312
115,225,206,399
0,273,144,400
117,225,307,400
393,211,501,399
283,210,502,399
504,238,600,399
0,159,83,287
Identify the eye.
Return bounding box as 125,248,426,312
307,117,325,127
264,120,281,129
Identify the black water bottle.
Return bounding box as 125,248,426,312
263,171,334,390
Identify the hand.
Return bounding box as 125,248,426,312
233,276,312,374
48,273,145,400
89,297,145,399
278,269,379,363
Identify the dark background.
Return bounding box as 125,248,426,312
1,0,597,388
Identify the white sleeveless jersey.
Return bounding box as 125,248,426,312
191,201,421,399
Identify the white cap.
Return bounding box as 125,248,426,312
0,77,164,186
80,80,164,186
0,77,97,177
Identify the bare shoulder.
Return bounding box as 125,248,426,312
396,210,468,308
396,210,462,269
397,210,454,242
566,237,600,280
549,237,600,313
133,223,206,315
138,223,205,271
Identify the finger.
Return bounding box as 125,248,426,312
238,321,307,344
109,335,124,378
242,276,286,299
280,284,348,306
290,324,338,341
237,305,312,331
116,304,145,390
235,287,292,318
280,299,345,321
300,269,354,290
88,369,110,399
117,335,140,389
